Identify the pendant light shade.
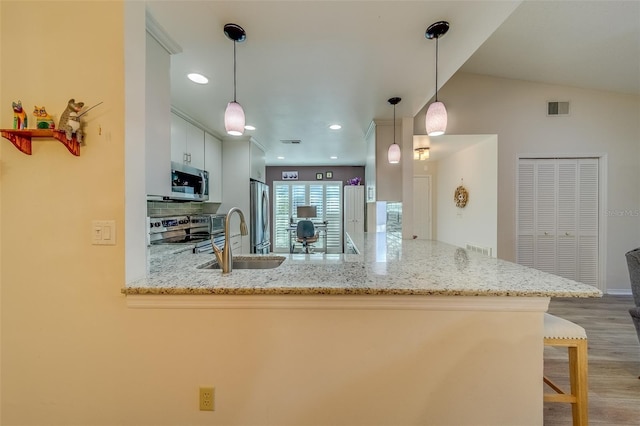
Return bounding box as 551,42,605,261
224,23,247,136
387,97,402,164
224,101,245,136
388,143,401,164
425,101,447,136
425,21,449,137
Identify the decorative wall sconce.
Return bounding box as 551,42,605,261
455,181,469,208
223,23,247,136
425,21,449,137
414,147,430,161
413,135,430,160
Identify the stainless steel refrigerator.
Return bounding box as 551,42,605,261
250,180,271,254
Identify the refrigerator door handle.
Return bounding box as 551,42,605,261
262,189,269,232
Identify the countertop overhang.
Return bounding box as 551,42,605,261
123,233,602,298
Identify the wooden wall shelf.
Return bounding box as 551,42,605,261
1,129,81,156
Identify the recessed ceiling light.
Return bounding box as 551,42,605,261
277,156,285,160
244,125,256,130
330,156,338,160
187,73,209,84
329,124,342,130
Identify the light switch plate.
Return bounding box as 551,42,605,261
92,220,116,245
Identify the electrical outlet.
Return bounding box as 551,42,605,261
199,387,214,411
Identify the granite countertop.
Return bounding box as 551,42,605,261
123,233,602,298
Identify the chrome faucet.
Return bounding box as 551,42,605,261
212,207,248,273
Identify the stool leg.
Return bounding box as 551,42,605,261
568,339,589,426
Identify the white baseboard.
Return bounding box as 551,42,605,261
605,289,632,296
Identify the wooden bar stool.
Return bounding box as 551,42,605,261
543,313,589,426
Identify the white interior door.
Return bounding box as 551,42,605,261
413,176,432,240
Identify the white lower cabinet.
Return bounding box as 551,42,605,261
230,234,243,254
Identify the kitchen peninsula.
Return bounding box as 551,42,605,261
124,233,600,425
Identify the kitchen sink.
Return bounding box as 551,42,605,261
198,256,285,270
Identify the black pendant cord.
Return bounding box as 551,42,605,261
233,41,237,102
393,104,397,145
434,37,439,102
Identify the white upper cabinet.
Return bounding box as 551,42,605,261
170,113,185,163
145,33,172,197
171,112,223,203
186,121,205,169
204,132,222,203
171,113,205,169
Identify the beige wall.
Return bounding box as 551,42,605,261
1,0,125,422
373,119,403,202
418,72,640,293
436,136,498,255
5,4,633,424
1,4,547,424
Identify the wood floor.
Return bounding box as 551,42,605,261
544,295,640,425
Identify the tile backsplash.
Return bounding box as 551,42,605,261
147,201,221,218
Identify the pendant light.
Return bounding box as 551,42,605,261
224,23,246,136
387,97,401,164
425,21,449,137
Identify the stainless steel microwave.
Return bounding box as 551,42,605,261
170,161,209,201
208,214,226,235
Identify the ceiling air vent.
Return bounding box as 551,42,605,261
547,101,570,116
280,139,301,144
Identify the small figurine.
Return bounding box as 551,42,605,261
12,100,27,129
58,98,85,143
33,105,56,129
57,99,103,144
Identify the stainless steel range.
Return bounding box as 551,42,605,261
148,214,225,253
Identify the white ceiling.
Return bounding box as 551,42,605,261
146,1,640,167
459,1,640,95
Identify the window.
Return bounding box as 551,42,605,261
273,181,343,253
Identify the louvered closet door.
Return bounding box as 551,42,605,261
517,158,599,286
577,160,599,286
556,160,578,279
517,161,535,266
535,160,558,274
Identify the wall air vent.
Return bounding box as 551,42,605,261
280,139,301,144
547,101,570,116
466,243,492,257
